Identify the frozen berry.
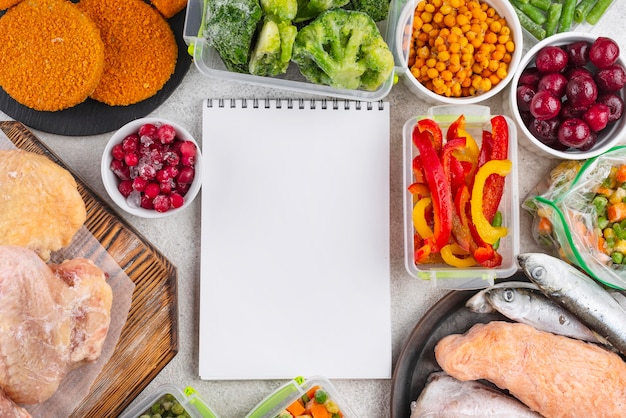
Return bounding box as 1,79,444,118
566,75,598,108
538,73,568,97
144,182,161,199
170,192,185,209
118,180,134,198
153,195,171,213
589,37,620,69
583,103,610,132
565,66,594,80
535,46,569,73
565,41,591,66
138,123,158,139
124,152,139,167
157,124,176,144
517,85,536,112
597,93,625,122
558,118,592,148
177,166,195,184
519,67,541,87
132,177,148,192
122,134,139,153
560,99,588,120
111,143,125,160
530,90,561,120
140,195,154,209
579,131,598,151
595,64,626,92
110,159,130,181
529,118,560,145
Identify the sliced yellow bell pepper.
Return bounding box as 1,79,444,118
471,159,512,245
413,197,434,239
440,243,477,267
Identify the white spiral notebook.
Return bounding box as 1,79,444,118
199,98,391,380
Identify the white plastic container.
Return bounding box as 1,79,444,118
183,0,400,101
391,0,524,105
244,376,357,418
119,384,218,418
403,105,520,290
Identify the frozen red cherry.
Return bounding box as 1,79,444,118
535,46,569,73
530,90,561,120
589,37,620,69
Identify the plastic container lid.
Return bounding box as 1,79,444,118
119,384,218,418
403,105,520,290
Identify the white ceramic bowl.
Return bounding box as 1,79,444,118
395,0,523,105
505,32,626,160
101,117,202,218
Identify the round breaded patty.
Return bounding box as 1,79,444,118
77,0,178,106
0,0,105,112
0,0,23,11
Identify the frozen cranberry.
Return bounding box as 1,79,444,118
519,67,541,87
529,117,560,145
517,85,536,112
566,75,598,108
176,182,190,196
179,141,197,159
538,73,568,97
560,99,588,120
597,93,625,122
122,134,139,153
583,103,611,132
124,152,139,167
160,179,174,195
138,123,158,140
110,159,130,181
595,64,626,92
111,143,125,160
132,177,148,192
137,163,157,180
589,37,620,69
558,118,592,148
140,195,154,209
144,182,161,199
163,150,180,166
565,41,591,66
118,180,134,198
535,46,569,73
177,166,195,184
157,124,176,145
156,168,173,183
153,195,171,213
530,90,561,120
170,192,185,209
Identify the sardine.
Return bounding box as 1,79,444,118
518,252,626,356
466,281,539,314
485,286,602,343
410,372,542,418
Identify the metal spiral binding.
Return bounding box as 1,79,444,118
206,98,385,110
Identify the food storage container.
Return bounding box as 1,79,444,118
183,0,400,101
119,384,218,418
504,32,626,160
244,376,358,418
403,105,520,289
391,0,524,105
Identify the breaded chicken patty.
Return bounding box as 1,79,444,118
0,0,105,111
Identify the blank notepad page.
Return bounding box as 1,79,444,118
199,98,391,380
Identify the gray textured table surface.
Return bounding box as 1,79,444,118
2,3,626,416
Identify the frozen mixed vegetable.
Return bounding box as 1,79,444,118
139,393,191,418
277,385,344,418
249,16,298,76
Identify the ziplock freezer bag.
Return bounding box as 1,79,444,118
524,145,626,290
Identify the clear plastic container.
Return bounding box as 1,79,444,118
183,0,402,101
119,384,218,418
245,376,358,418
403,105,520,290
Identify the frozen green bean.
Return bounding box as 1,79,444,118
558,0,576,32
513,5,547,40
587,0,614,25
574,0,597,23
545,2,562,37
512,0,547,25
529,0,551,12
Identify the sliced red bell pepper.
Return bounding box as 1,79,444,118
412,156,426,184
481,116,509,223
412,126,452,255
477,130,493,169
441,137,467,196
451,185,473,252
473,244,503,268
416,119,443,155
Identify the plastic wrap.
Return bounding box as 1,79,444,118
524,145,626,290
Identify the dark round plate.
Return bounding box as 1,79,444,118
0,6,192,136
389,272,528,418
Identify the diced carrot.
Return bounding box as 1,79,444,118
608,202,626,222
598,235,606,253
617,165,626,183
304,386,321,402
310,403,330,418
595,186,614,197
537,216,552,235
286,399,305,417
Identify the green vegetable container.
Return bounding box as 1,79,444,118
119,384,219,418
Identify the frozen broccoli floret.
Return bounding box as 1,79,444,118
292,9,394,91
204,0,263,73
347,0,390,22
260,0,298,20
249,16,297,76
294,0,350,22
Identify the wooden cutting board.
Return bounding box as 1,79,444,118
0,121,178,417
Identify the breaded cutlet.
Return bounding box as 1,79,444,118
0,0,105,111
77,0,178,107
